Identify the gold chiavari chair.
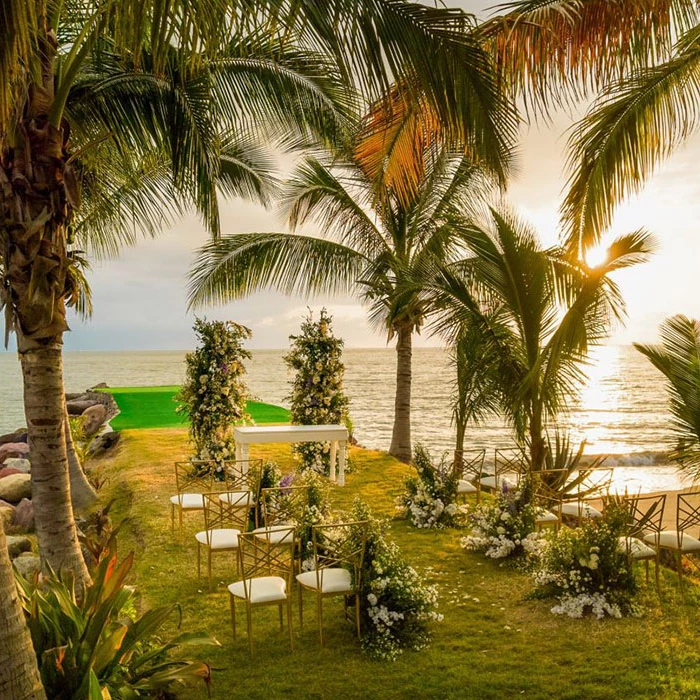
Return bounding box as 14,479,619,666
219,459,263,529
254,485,310,545
169,461,215,539
481,449,526,492
454,449,485,503
560,468,613,526
295,521,368,647
196,491,251,590
643,490,700,599
228,526,296,658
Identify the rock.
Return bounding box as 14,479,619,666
12,498,34,532
0,474,31,503
0,467,23,479
87,430,121,457
0,502,15,527
0,429,25,446
13,554,41,579
6,535,31,559
82,403,107,436
67,399,99,415
91,382,109,389
0,442,30,461
2,458,30,473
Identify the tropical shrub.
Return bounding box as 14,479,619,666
531,500,637,619
177,318,251,473
76,500,120,568
461,480,542,560
350,500,442,661
284,309,350,473
17,541,219,698
399,445,466,528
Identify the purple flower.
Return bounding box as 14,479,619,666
280,473,295,495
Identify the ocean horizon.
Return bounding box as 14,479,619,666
0,345,693,493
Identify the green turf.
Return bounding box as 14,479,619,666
99,386,290,430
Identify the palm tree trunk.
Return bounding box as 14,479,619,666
64,404,97,511
529,407,546,474
19,341,91,593
453,419,466,478
390,323,412,463
0,520,47,700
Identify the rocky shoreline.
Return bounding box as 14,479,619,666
1,384,121,573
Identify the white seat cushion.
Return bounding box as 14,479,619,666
457,480,477,494
296,568,352,593
480,475,516,490
228,576,287,603
560,502,603,519
535,510,559,524
195,528,240,549
252,526,295,544
643,530,700,552
219,490,253,506
619,536,656,559
170,493,205,510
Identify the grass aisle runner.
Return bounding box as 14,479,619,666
99,386,290,430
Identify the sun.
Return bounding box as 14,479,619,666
585,245,609,269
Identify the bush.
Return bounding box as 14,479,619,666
17,540,220,698
350,500,442,661
284,309,350,474
177,318,251,472
399,445,466,528
531,500,637,618
461,480,542,560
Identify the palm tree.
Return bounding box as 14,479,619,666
482,1,700,251
636,315,700,481
1,0,514,589
426,207,654,474
188,145,501,462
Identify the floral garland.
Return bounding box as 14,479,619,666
461,480,543,560
177,318,251,474
399,445,467,528
350,500,442,661
284,309,350,474
531,500,637,618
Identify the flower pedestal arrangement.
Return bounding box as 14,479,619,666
177,318,252,474
284,309,350,475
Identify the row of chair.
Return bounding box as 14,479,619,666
169,459,369,656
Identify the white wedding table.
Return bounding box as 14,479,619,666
234,424,349,486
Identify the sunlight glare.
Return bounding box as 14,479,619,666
585,245,609,269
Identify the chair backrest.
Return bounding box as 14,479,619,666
221,459,263,490
565,467,613,502
261,486,310,529
532,467,569,515
311,521,368,591
494,449,526,476
202,492,251,535
237,528,296,598
458,450,486,480
624,493,666,538
677,491,700,534
174,462,213,494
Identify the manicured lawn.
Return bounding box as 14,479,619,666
99,386,290,430
93,430,700,700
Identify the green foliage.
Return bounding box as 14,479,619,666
76,500,121,568
349,500,442,661
177,318,251,473
635,315,700,481
532,500,637,618
16,541,220,699
284,309,349,473
399,445,466,529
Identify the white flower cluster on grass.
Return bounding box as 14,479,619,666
550,593,622,619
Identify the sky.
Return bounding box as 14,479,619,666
6,0,700,352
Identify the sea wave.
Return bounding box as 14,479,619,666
582,451,671,467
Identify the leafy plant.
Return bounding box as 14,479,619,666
532,500,637,618
17,540,220,699
400,445,466,529
76,500,121,568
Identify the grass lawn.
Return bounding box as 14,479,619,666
93,429,700,700
99,386,290,430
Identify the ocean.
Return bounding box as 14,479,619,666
0,345,694,493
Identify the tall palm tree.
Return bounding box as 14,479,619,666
636,315,700,481
1,0,513,590
482,1,700,251
425,207,654,473
188,147,500,462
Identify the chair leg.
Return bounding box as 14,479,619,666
644,560,650,584
287,599,294,651
178,507,183,540
317,594,324,648
170,504,175,533
298,584,304,628
279,604,284,631
230,594,237,639
677,550,685,601
196,542,201,579
355,594,361,641
247,604,254,659
207,549,212,591
654,553,662,597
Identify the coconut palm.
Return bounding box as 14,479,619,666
482,1,700,251
636,315,700,481
1,0,515,594
425,207,655,474
188,146,501,462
